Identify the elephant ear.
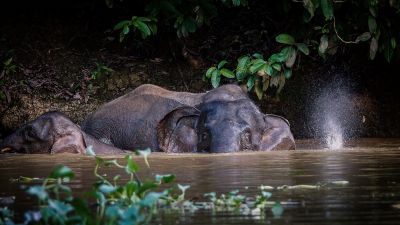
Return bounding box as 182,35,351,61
260,114,296,151
157,106,200,153
49,116,87,154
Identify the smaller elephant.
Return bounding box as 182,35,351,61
0,111,124,154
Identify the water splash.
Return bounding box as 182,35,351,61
325,118,343,149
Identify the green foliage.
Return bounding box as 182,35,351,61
90,63,114,80
0,57,18,102
113,0,247,40
114,16,157,41
205,34,309,99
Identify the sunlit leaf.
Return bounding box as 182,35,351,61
217,60,228,69
114,20,130,30
98,184,117,193
355,32,371,43
295,43,310,55
284,47,296,68
247,75,255,90
136,148,151,168
284,68,292,79
220,68,235,78
369,37,378,60
155,174,176,184
211,69,221,88
318,34,329,54
205,67,216,78
275,34,295,45
271,202,284,218
303,0,315,21
27,186,48,201
49,165,74,180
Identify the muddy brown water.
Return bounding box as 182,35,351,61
1,138,400,224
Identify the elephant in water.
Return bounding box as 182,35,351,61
0,84,295,154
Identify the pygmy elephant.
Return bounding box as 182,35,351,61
82,84,295,153
0,84,295,154
0,111,124,154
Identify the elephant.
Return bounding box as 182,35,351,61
0,111,124,154
82,84,295,153
0,84,295,154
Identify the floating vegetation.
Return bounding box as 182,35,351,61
0,150,285,225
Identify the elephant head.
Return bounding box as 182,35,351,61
157,98,295,153
0,111,123,154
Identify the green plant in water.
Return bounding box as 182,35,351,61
0,148,294,225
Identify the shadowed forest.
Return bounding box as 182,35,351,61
1,0,399,140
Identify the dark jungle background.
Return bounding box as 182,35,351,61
1,0,399,141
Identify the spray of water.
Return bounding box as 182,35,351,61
309,71,362,150
325,118,343,149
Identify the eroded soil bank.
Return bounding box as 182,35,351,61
1,0,399,140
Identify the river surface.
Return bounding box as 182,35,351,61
1,138,400,224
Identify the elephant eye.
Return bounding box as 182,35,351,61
200,131,210,141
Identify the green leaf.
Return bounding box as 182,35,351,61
284,68,293,79
283,47,296,68
275,34,296,45
237,56,251,71
27,186,48,201
272,63,282,71
48,199,73,216
368,16,377,34
295,43,310,55
155,174,176,184
271,202,284,218
232,0,241,6
217,60,228,69
369,37,378,60
247,75,255,90
249,59,266,74
211,69,221,88
49,165,74,179
205,67,216,78
254,79,263,100
265,64,274,76
391,37,396,49
318,35,329,54
133,20,151,38
114,20,130,30
355,32,371,43
384,44,394,62
122,25,130,35
98,184,117,193
303,0,315,21
252,53,264,59
321,0,334,20
125,156,139,174
220,68,235,78
136,148,151,168
269,53,287,63
141,192,163,207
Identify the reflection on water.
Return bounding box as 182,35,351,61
1,139,400,224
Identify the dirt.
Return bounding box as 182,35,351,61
1,1,399,140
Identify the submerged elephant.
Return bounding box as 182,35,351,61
0,84,295,154
0,111,124,154
82,84,295,153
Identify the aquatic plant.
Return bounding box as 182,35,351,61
0,148,290,225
